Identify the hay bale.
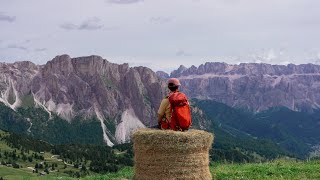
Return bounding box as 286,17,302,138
133,128,214,180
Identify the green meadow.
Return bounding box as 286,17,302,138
1,158,320,179
82,160,320,180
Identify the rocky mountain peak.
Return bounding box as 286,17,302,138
0,55,167,146
71,55,107,76
43,54,73,76
170,65,187,77
12,61,38,70
156,71,169,79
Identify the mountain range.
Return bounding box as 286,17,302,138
157,62,320,112
1,55,320,158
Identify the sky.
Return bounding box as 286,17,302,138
1,0,320,73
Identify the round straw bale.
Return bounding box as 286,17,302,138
133,128,214,180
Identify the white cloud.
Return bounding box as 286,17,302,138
106,0,143,4
60,17,103,30
150,17,173,24
0,12,16,22
6,44,28,51
34,48,47,52
176,50,192,57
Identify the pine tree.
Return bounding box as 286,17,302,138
28,156,33,162
81,164,87,171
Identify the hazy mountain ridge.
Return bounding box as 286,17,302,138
171,62,320,77
165,62,320,112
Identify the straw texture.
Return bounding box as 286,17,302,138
133,128,214,180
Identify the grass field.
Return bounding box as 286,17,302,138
79,159,320,180
0,165,74,180
1,159,320,179
211,159,320,179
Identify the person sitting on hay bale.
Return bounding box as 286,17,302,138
157,78,192,131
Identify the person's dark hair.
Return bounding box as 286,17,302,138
168,83,179,92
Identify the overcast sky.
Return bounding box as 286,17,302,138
1,0,320,72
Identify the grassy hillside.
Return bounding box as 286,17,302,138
191,102,292,162
0,102,113,145
194,99,320,158
0,131,73,179
0,130,133,179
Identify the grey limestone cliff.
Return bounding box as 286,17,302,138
170,62,320,112
0,55,167,145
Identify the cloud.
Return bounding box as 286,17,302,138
0,12,16,22
2,39,34,52
60,23,78,30
78,17,103,30
315,53,320,64
248,49,276,64
6,44,28,51
3,40,46,52
60,17,103,30
305,50,320,65
34,48,47,52
176,50,192,57
106,0,143,4
228,49,297,65
24,39,31,43
150,17,173,24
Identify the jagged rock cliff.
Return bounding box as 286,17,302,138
169,62,320,112
156,71,170,79
0,55,167,145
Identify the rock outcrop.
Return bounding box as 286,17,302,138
155,71,169,79
0,55,167,145
169,62,320,112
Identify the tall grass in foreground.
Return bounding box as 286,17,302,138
81,167,133,180
80,159,320,180
212,159,320,179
